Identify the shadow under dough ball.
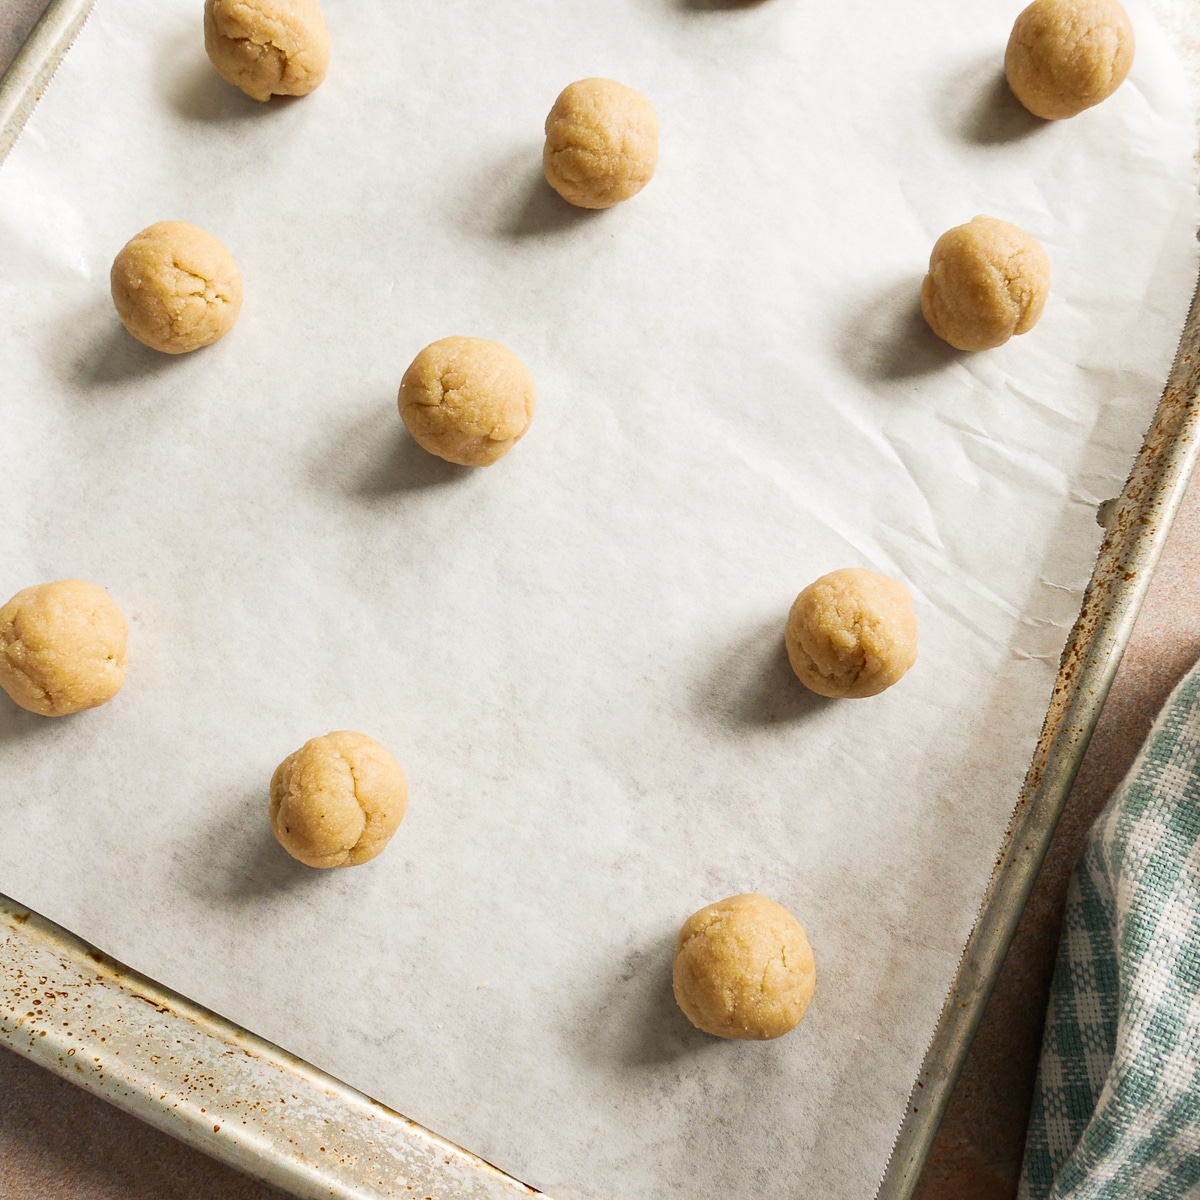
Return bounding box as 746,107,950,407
0,580,129,717
543,78,659,210
111,221,243,354
269,731,408,869
673,894,817,1040
204,0,330,102
786,567,918,699
1005,0,1135,120
921,215,1050,352
399,337,537,467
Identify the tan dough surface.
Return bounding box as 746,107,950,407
399,336,536,467
204,0,330,102
543,78,659,210
673,894,817,1041
1005,0,1135,120
110,221,243,355
0,580,129,717
786,567,919,699
920,215,1051,353
269,731,408,869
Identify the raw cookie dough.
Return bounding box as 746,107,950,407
786,567,918,699
921,215,1050,352
399,337,536,467
269,731,408,869
673,893,816,1041
543,78,659,210
1005,0,1135,120
111,221,243,355
204,0,330,102
0,580,129,717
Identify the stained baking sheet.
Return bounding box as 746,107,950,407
0,1,1197,1197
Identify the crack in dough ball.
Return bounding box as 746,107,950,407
1005,0,1135,120
269,731,408,869
543,78,659,210
204,0,330,102
786,568,918,699
673,894,816,1040
0,580,129,717
921,215,1050,352
399,337,536,467
111,221,243,355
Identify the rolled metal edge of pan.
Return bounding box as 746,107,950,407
0,0,94,169
0,896,546,1200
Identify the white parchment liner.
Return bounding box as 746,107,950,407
0,1,1197,1195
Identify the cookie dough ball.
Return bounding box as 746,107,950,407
111,221,243,355
399,337,536,467
543,78,659,210
786,568,918,699
204,0,330,102
921,216,1050,352
0,580,129,717
1005,0,1135,120
673,894,816,1040
269,731,408,869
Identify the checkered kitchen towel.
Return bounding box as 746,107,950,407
1020,658,1200,1199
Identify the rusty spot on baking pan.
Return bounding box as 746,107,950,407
128,992,171,1014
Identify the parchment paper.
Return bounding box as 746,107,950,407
0,1,1197,1196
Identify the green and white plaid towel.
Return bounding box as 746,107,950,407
1020,658,1200,1200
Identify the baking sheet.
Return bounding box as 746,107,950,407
0,1,1196,1196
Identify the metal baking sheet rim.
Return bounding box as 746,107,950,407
3,3,1200,1197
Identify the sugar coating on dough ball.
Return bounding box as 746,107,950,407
269,731,408,869
399,337,536,467
111,221,243,355
921,215,1050,352
0,580,129,717
1005,0,1135,120
543,78,659,210
673,893,816,1041
786,568,918,699
204,0,330,102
